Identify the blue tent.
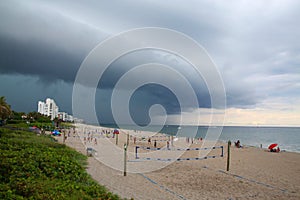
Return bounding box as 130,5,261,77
52,130,61,136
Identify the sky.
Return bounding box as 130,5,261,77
0,0,299,126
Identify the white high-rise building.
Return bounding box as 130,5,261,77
37,98,59,120
58,112,67,121
58,112,74,122
38,98,73,122
38,101,45,114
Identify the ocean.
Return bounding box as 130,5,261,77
219,126,300,152
100,124,300,153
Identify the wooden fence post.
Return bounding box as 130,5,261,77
124,144,127,176
227,140,231,171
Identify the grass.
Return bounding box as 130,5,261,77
0,128,122,200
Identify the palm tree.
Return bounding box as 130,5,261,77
0,96,12,121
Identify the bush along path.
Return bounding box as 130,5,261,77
0,128,122,200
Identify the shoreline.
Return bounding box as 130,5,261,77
92,123,300,128
75,123,300,154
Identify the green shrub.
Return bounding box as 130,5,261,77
0,128,122,200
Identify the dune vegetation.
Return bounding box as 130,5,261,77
0,127,122,200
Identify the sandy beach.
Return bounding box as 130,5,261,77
59,124,300,200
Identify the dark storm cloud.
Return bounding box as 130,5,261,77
0,35,80,82
0,0,107,82
0,0,299,124
94,50,213,124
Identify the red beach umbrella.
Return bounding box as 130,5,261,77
268,143,278,149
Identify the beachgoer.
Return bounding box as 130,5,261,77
148,137,151,144
154,140,157,148
167,140,170,149
276,147,280,152
235,140,241,148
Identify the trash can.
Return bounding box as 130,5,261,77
86,147,93,157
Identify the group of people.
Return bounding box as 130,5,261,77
186,137,203,144
58,128,76,142
234,140,281,153
81,128,107,145
83,132,97,145
270,147,280,152
131,134,172,145
147,137,170,149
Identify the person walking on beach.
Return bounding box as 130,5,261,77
154,140,157,148
167,140,170,149
64,134,67,142
186,137,190,143
235,140,241,148
148,137,151,144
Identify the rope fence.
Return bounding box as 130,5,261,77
133,145,224,162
